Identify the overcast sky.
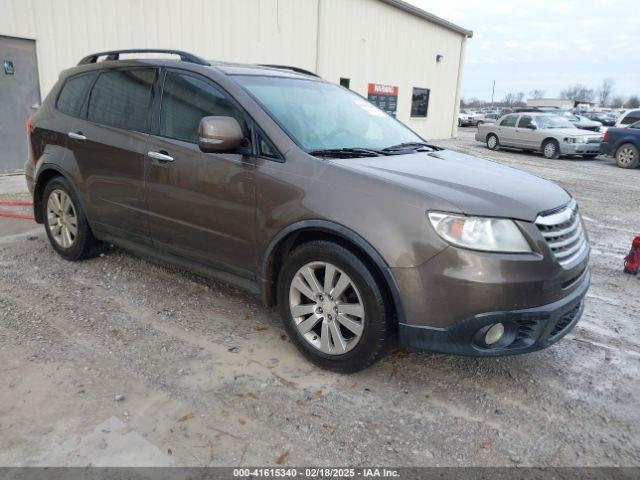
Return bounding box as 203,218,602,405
407,0,640,102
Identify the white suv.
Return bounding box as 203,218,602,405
616,109,640,127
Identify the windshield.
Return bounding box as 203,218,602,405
536,115,575,129
234,75,422,151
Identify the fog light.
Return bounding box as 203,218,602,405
485,323,505,345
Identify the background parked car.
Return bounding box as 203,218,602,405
583,112,617,127
458,109,483,127
477,112,500,124
475,113,602,159
600,121,640,168
560,112,602,132
615,109,640,127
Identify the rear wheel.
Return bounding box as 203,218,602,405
277,241,393,373
615,143,639,169
43,176,103,261
542,139,560,159
486,134,500,151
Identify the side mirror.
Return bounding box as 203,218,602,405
198,116,245,153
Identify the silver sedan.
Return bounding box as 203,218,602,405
475,113,603,159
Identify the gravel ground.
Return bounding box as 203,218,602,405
0,134,639,467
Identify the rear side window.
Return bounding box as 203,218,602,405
622,111,640,125
160,71,245,143
518,116,534,128
56,73,96,117
500,115,518,127
87,69,155,132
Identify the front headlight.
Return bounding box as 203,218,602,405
565,137,587,143
428,213,532,253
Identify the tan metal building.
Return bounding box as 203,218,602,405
0,0,471,169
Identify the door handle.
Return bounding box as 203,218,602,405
68,131,87,141
147,150,174,163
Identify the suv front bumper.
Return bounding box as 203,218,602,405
399,268,589,356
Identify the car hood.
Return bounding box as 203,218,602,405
330,149,571,222
574,119,601,127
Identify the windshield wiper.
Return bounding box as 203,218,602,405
381,142,443,152
308,148,384,158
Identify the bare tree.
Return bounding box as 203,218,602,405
560,84,595,103
610,95,626,108
625,95,640,108
597,79,615,107
529,89,546,99
516,92,525,104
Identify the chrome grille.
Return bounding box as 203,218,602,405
536,200,588,267
587,137,601,144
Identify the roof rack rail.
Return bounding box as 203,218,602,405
78,49,210,66
259,64,320,78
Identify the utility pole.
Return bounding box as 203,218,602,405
491,80,495,107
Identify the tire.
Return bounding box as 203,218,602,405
582,154,598,159
542,139,560,159
277,240,393,373
486,134,500,151
615,143,639,169
42,176,103,261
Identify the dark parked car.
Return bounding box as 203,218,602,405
601,121,640,168
583,112,616,127
25,49,590,372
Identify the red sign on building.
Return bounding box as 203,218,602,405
367,83,399,117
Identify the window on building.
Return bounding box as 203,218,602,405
339,78,351,89
160,71,245,143
57,73,97,118
410,87,430,118
87,69,155,131
500,114,519,127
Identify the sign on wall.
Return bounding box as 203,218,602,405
367,83,398,117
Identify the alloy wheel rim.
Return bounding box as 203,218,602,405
544,143,556,157
47,189,78,249
618,148,634,166
289,261,365,355
488,136,496,149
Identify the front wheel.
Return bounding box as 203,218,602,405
615,143,639,169
277,241,393,373
542,139,560,159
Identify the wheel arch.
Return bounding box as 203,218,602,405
32,164,71,224
541,137,560,149
615,139,639,154
260,220,406,324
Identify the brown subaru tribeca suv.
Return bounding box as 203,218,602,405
25,50,590,372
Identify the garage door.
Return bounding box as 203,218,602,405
0,36,41,172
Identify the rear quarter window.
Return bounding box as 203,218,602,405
87,68,155,132
500,115,518,127
622,111,640,125
56,73,97,118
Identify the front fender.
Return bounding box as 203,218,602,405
259,219,407,323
